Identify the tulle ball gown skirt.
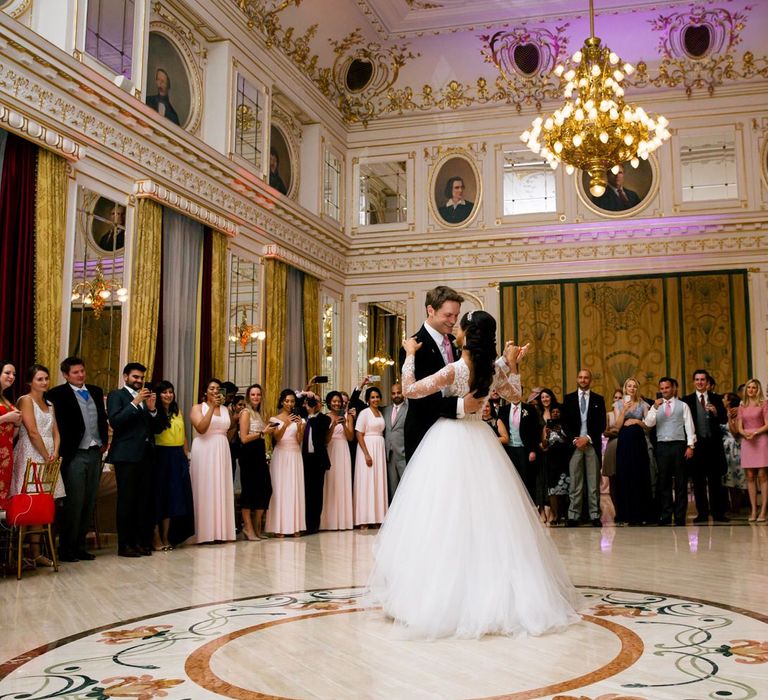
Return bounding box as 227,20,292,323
367,417,584,640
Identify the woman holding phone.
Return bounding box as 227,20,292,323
320,390,354,530
238,384,272,539
189,378,235,543
265,388,305,537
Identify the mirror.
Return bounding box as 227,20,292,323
69,186,127,390
680,130,738,201
357,160,407,226
227,254,264,388
322,296,339,391
502,147,556,216
234,73,265,171
357,301,406,402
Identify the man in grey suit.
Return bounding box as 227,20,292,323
383,383,408,502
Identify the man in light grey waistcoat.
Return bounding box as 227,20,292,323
46,357,109,562
645,377,696,526
383,383,408,502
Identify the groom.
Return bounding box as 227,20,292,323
401,286,482,461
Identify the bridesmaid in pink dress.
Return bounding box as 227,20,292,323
736,379,768,522
265,389,306,537
353,386,388,529
320,391,354,530
189,379,235,543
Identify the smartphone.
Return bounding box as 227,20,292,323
623,394,631,403
268,421,280,428
369,374,381,382
656,391,663,399
336,408,345,417
313,375,329,384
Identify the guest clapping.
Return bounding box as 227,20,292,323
353,386,388,529
189,378,235,543
238,384,272,540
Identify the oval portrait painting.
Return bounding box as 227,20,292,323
581,158,655,216
432,154,480,228
91,197,126,253
145,32,192,129
269,125,292,196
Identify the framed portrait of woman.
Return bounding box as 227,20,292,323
577,156,657,218
430,152,481,228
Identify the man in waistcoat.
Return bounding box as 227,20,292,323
645,377,696,526
47,356,109,562
682,369,729,523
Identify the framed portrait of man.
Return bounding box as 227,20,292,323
430,152,481,228
269,125,292,196
145,31,192,129
90,197,126,253
579,157,657,217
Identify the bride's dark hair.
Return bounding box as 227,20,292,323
460,310,496,399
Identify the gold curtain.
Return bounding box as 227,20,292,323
211,231,229,380
35,149,68,372
503,271,751,399
127,199,162,377
264,258,288,420
303,273,322,385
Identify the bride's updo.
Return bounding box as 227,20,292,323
460,310,496,399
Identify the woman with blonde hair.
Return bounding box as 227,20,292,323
238,384,272,539
613,376,652,525
737,378,768,522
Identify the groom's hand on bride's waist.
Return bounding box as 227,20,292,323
463,393,483,414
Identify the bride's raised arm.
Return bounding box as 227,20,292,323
492,341,530,404
400,338,456,399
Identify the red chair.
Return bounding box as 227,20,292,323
5,458,61,579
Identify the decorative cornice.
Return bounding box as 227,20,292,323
263,243,327,279
0,104,85,159
133,179,239,236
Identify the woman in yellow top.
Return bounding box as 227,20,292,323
153,380,194,550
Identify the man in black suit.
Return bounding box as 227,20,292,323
591,165,641,211
302,396,332,534
682,369,729,523
145,68,180,125
47,356,109,562
401,286,482,462
561,368,606,527
498,398,542,501
107,362,162,557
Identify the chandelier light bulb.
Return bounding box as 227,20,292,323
589,182,606,197
572,134,583,147
599,131,609,143
98,290,111,299
573,51,583,63
613,70,624,82
554,64,565,76
624,134,634,146
610,165,621,174
623,63,634,75
554,141,564,154
565,69,576,81
630,157,640,168
83,295,93,305
609,52,619,64
521,130,530,143
565,164,575,174
591,64,601,77
71,292,80,301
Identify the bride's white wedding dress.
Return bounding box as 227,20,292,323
367,356,584,639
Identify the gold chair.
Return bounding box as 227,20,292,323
5,458,62,579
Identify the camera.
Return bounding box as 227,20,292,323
306,397,319,408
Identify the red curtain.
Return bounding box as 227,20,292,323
0,133,37,383
197,229,213,395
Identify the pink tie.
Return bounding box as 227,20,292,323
442,335,453,363
512,404,520,428
664,400,671,417
391,404,398,426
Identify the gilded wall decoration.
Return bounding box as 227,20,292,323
480,24,569,113
501,272,751,400
628,4,768,96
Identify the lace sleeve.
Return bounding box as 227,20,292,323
401,355,456,399
492,360,522,404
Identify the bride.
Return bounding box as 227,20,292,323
367,310,584,639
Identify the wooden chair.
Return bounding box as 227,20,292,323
5,458,61,579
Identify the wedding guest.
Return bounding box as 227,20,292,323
108,363,162,557
499,395,542,504
353,386,388,529
539,388,570,525
482,401,509,445
153,380,194,549
320,391,354,530
47,356,109,562
301,395,332,534
189,378,235,543
736,379,768,522
614,377,652,525
645,377,696,526
11,364,62,567
383,383,409,500
265,389,305,537
238,384,272,540
0,361,21,508
601,389,624,517
721,392,746,514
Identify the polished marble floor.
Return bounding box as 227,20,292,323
1,521,766,699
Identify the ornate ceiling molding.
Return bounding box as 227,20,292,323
264,243,327,278
133,179,239,236
0,104,85,160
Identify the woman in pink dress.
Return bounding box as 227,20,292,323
353,386,388,529
189,378,235,543
0,361,21,508
736,378,768,522
320,390,354,530
265,389,305,537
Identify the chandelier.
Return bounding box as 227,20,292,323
369,355,395,369
521,0,670,197
229,307,265,351
70,262,127,319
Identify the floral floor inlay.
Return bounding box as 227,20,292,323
0,587,765,699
